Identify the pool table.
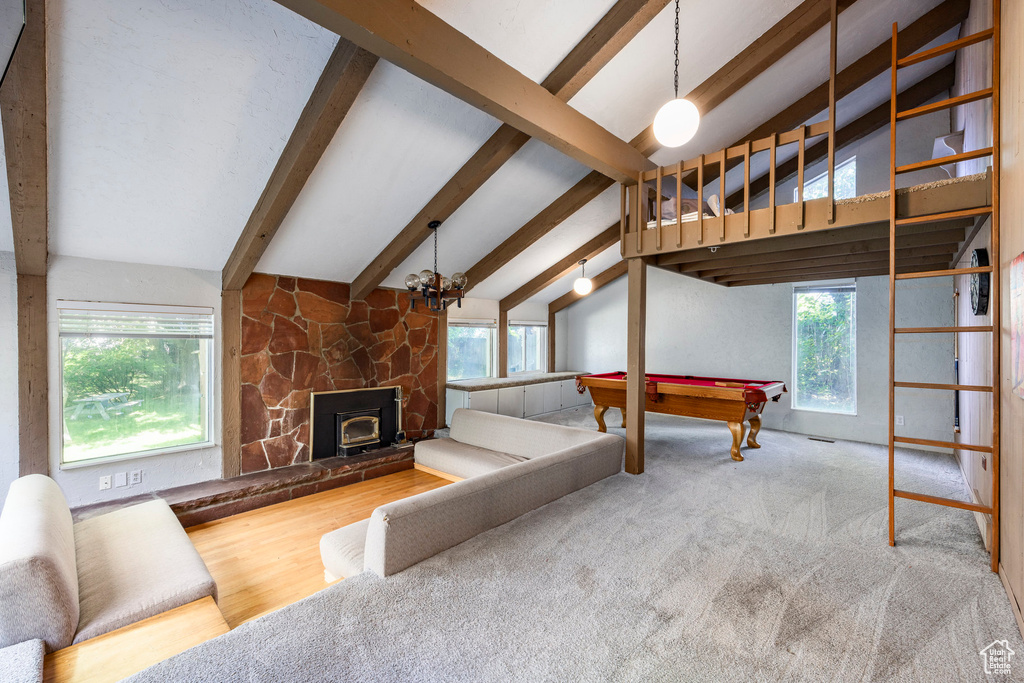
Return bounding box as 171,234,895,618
576,372,787,462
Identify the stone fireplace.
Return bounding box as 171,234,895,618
239,274,439,474
310,387,404,459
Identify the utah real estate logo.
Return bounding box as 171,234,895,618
980,640,1015,675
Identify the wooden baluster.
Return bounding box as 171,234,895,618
719,149,727,241
619,183,626,248
697,154,704,246
797,125,806,229
675,161,682,248
655,165,663,251
743,141,751,238
636,172,643,255
827,0,837,223
768,134,777,235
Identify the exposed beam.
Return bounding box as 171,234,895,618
722,257,951,286
676,226,968,272
2,0,48,476
349,0,668,300
701,0,968,188
275,0,650,184
221,291,242,478
547,310,556,372
949,214,990,267
725,64,955,208
498,309,509,379
632,0,858,153
702,244,958,280
465,0,857,295
223,39,378,290
549,260,628,313
500,224,619,311
656,218,973,266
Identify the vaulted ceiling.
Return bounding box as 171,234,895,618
0,0,966,305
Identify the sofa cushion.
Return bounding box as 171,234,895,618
415,438,526,479
73,500,217,644
320,518,371,581
448,408,603,460
0,475,81,651
0,638,44,683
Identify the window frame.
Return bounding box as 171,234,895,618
507,322,548,375
57,300,216,469
791,282,858,416
794,155,857,203
446,321,497,381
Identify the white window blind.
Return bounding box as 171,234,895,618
58,302,214,339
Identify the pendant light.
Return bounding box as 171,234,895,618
652,0,699,148
573,259,593,296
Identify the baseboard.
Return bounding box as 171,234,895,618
413,463,464,483
999,564,1024,641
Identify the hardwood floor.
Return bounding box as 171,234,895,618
45,468,449,682
186,468,449,628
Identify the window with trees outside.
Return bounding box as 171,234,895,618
59,302,214,466
508,324,546,374
792,283,856,414
795,156,856,202
447,324,495,380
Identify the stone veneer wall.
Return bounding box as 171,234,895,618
239,274,439,473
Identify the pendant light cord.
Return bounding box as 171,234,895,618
673,0,680,99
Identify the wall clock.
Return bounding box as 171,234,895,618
971,248,990,315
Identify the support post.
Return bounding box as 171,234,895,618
436,307,447,429
17,275,47,475
547,310,556,372
625,258,647,475
221,290,242,478
498,309,509,378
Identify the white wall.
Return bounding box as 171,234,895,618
0,252,18,505
47,256,223,507
565,267,955,448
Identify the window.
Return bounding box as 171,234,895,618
795,156,856,202
792,284,856,414
508,324,546,374
59,302,214,465
447,324,495,380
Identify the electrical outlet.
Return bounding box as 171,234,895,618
130,470,142,486
99,475,111,491
895,415,905,426
114,472,128,488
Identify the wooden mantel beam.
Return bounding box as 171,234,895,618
548,260,628,314
463,0,864,296
1,0,48,476
275,0,650,185
349,0,668,300
222,39,378,290
500,224,619,312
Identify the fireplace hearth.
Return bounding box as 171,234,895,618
311,388,404,459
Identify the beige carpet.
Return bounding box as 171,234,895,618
128,410,1024,682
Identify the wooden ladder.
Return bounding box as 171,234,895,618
887,3,1001,573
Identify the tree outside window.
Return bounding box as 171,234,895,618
508,325,546,374
796,156,856,202
793,284,856,414
447,325,494,380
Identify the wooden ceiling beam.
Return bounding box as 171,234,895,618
697,0,968,188
465,1,860,295
657,218,973,266
500,223,619,312
700,243,958,280
549,260,628,313
222,39,378,290
725,64,955,208
350,0,666,300
275,0,650,185
675,226,967,272
720,256,951,286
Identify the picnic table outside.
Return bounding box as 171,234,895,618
68,392,142,421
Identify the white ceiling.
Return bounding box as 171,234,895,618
16,0,961,307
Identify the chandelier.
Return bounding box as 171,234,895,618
404,220,467,312
652,0,699,148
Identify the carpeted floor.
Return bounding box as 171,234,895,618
128,410,1024,682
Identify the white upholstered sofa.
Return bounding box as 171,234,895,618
0,475,218,653
320,409,623,580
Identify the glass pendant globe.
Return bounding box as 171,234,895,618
573,277,593,296
451,272,468,288
404,273,421,290
653,98,700,148
418,270,435,285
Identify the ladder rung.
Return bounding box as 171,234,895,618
895,148,993,174
896,88,993,121
897,28,994,68
895,265,992,280
895,206,992,226
894,381,993,392
894,436,993,453
893,489,992,514
895,325,993,334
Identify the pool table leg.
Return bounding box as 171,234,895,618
727,421,745,462
620,409,626,429
747,415,762,449
594,405,609,433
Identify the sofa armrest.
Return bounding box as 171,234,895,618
363,433,622,577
